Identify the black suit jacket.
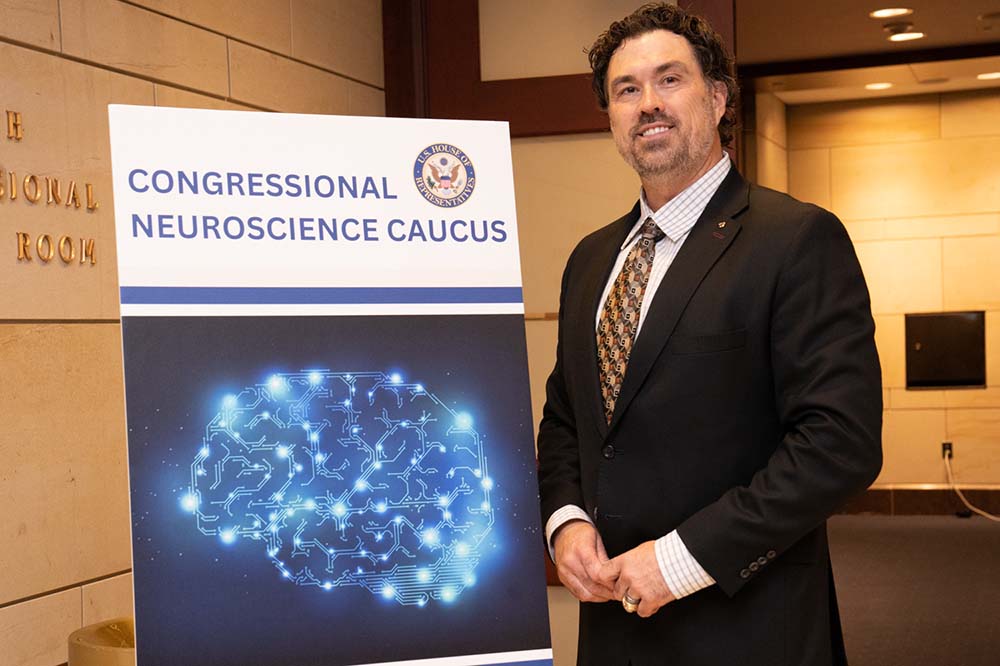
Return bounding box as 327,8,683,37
537,169,883,666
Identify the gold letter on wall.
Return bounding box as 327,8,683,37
65,181,81,209
36,234,54,262
81,238,96,265
23,175,42,203
16,232,32,261
86,184,99,211
46,177,63,205
58,235,76,263
6,110,23,140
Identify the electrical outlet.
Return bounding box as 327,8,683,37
942,441,953,459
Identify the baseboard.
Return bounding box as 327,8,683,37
840,487,1000,516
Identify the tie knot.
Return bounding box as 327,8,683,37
640,218,665,242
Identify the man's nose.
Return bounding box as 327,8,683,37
639,85,664,114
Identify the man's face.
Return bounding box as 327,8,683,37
606,30,726,180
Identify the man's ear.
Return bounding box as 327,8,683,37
711,80,728,124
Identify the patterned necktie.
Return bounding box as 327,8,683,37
597,218,665,424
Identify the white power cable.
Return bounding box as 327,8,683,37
944,454,1000,522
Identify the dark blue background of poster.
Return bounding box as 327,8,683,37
122,314,551,666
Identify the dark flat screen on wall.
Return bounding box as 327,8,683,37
905,311,986,389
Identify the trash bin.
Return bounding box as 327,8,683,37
68,617,135,666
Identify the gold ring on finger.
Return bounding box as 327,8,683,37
622,593,640,613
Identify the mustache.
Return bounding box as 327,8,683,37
632,112,678,135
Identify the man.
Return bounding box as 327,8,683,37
536,4,882,665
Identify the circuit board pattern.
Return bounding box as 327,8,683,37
180,370,494,606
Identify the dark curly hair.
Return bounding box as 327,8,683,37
588,3,738,147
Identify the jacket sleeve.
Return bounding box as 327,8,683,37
676,207,883,597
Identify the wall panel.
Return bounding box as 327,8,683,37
130,0,293,54
946,410,1000,483
60,0,229,94
348,83,386,117
756,136,787,192
0,589,81,666
788,96,940,150
882,213,1000,240
830,137,1000,221
787,148,830,210
0,323,130,605
510,133,638,315
82,573,134,625
940,89,1000,139
229,41,352,114
524,319,558,440
854,239,943,315
154,84,256,111
942,236,1000,311
877,409,948,484
291,0,384,87
0,0,59,49
873,314,905,389
945,386,1000,410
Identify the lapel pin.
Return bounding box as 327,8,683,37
718,221,727,228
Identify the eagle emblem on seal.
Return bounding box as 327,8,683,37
413,144,476,207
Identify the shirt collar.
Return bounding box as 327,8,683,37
622,154,732,249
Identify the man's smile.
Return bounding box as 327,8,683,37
635,122,675,140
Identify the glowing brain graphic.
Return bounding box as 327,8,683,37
180,370,494,606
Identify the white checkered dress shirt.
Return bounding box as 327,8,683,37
545,154,731,599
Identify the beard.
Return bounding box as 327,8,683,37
614,98,718,179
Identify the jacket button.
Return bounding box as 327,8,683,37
740,568,751,579
757,556,768,566
602,444,615,460
749,562,759,572
766,550,777,559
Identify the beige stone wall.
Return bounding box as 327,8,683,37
785,89,1000,487
754,92,788,193
478,0,644,81
0,2,383,664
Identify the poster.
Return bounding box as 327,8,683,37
109,106,552,666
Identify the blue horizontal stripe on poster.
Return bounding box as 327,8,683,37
119,286,523,305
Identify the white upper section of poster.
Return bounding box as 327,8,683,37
108,106,524,315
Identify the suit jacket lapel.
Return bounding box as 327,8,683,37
607,170,751,434
581,202,640,439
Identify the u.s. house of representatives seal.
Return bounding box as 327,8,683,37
413,144,476,207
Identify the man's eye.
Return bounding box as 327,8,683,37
618,86,638,97
662,76,678,85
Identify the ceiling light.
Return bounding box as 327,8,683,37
977,72,1000,80
888,31,925,41
869,8,913,19
865,82,893,90
882,21,925,41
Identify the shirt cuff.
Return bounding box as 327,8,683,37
544,505,593,560
655,530,716,599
